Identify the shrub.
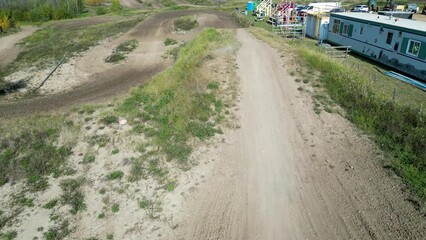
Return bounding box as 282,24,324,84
174,16,199,31
164,38,177,46
96,7,108,15
60,178,86,214
110,0,121,12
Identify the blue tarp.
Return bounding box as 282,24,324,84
384,71,426,92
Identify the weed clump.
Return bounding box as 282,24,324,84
105,39,138,63
164,38,177,46
60,178,86,214
174,16,199,31
107,171,124,180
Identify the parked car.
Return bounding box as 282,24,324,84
330,8,346,13
405,4,418,13
351,5,369,12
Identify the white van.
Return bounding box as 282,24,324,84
301,2,342,13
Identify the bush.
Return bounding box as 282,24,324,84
174,16,199,31
110,0,121,12
96,7,108,15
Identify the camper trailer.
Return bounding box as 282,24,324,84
327,13,426,81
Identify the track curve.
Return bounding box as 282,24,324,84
0,10,238,119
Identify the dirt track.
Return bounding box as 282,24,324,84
0,26,37,67
173,29,426,239
0,10,238,119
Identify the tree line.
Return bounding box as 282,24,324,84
0,0,85,32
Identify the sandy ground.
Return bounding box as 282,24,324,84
170,29,426,239
0,26,37,67
0,10,238,119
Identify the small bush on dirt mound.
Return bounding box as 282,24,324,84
164,38,177,46
105,39,139,63
174,16,199,31
96,7,108,15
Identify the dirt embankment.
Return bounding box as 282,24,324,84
0,10,238,119
171,29,426,240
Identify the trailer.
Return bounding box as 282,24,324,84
327,13,426,81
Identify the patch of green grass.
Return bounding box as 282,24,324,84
60,178,86,214
105,39,138,63
111,149,119,155
43,199,59,209
174,16,199,31
163,180,177,192
43,220,70,240
111,203,120,213
83,154,96,164
107,171,124,181
106,234,114,240
0,231,17,240
105,52,126,63
0,115,76,188
139,196,154,209
158,0,177,7
232,12,252,28
128,158,145,182
164,38,177,46
97,212,105,219
117,29,225,165
207,81,219,90
185,0,212,5
99,115,118,125
89,135,110,147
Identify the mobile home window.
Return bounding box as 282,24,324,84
360,26,364,35
386,32,393,45
343,24,349,35
333,19,340,34
407,39,421,56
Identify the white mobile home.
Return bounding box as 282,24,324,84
327,13,426,81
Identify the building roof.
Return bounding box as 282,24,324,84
330,13,426,36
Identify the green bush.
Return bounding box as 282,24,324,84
174,16,199,31
164,38,177,46
96,7,108,15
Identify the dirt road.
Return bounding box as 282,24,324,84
0,10,237,119
0,26,37,67
175,29,426,239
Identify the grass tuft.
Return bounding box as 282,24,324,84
107,171,124,181
60,178,86,214
164,38,177,46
